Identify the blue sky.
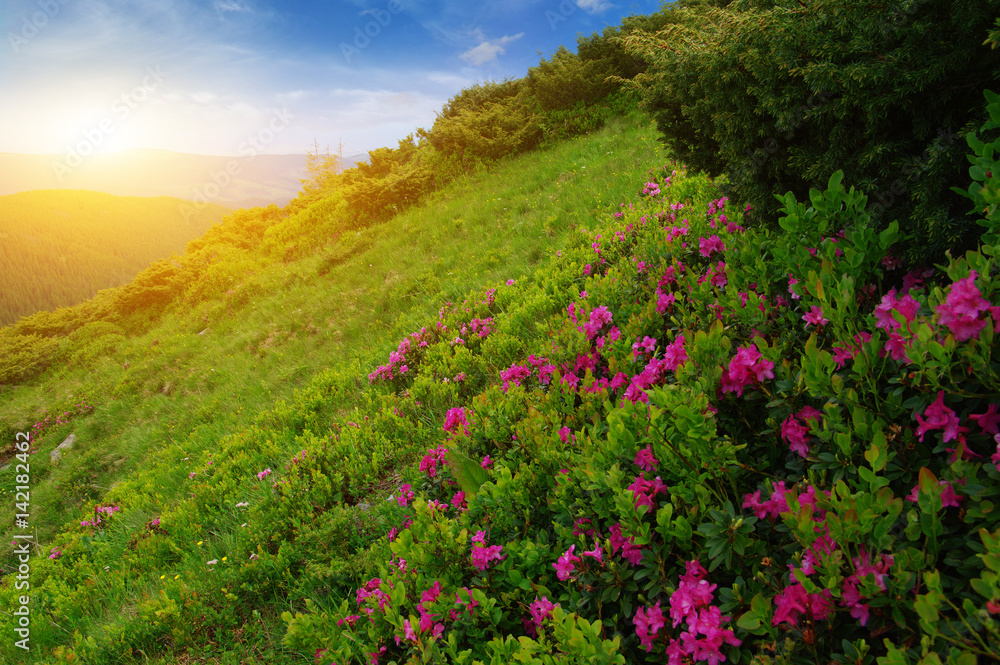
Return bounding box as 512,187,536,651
1,0,665,157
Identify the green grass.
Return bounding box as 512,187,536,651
0,113,669,662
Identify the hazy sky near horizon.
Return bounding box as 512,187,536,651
1,0,663,158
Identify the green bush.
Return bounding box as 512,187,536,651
622,0,1000,266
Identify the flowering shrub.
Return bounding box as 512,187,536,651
284,130,1000,663
20,92,1000,665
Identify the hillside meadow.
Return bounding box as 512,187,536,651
1,1,999,663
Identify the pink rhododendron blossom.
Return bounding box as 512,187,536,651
471,536,504,570
609,523,627,555
781,415,811,458
709,261,727,287
500,364,532,392
443,408,470,436
582,305,614,340
788,274,801,300
772,583,834,626
554,545,581,580
663,334,688,371
622,540,645,566
906,479,964,507
582,542,603,563
628,473,668,510
657,288,677,313
802,305,828,327
936,271,992,341
632,335,657,361
720,344,774,396
635,445,659,471
914,391,965,443
882,331,912,362
743,481,790,519
451,491,467,512
529,596,557,630
397,484,415,507
874,289,920,332
419,446,449,478
699,235,725,258
634,601,665,651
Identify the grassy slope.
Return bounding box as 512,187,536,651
0,113,668,662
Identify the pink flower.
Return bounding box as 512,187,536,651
914,391,965,443
781,415,811,458
906,479,964,507
656,289,677,313
443,408,470,436
742,481,790,519
403,618,417,642
632,335,657,361
256,468,271,480
450,491,467,512
419,446,449,478
628,473,667,510
609,523,627,555
471,539,504,571
874,289,920,332
397,484,414,507
481,455,493,468
802,305,828,327
559,426,571,443
663,334,688,371
772,583,834,626
634,602,665,651
529,596,557,629
500,364,532,392
937,271,992,341
699,235,725,258
622,541,644,566
553,545,580,580
634,445,659,472
582,542,603,563
720,344,774,396
788,274,801,300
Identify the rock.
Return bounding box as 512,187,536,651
50,433,75,463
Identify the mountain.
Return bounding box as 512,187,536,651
0,189,228,326
0,149,363,209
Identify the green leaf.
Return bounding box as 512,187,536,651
446,449,490,498
736,611,761,631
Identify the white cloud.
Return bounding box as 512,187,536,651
214,1,252,13
577,0,614,13
458,32,524,66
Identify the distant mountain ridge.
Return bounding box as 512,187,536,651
0,149,364,209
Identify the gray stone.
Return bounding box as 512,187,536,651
50,433,75,463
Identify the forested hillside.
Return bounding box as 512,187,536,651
0,2,999,664
0,190,227,326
